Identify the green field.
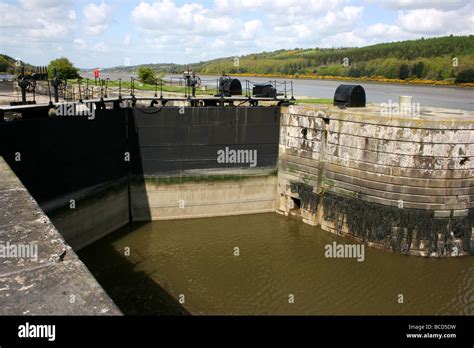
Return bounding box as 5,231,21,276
294,98,332,105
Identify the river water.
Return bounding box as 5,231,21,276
78,213,473,315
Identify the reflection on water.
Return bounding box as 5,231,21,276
78,213,473,315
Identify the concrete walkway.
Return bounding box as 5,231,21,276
0,157,121,315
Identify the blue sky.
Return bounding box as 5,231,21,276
0,0,472,68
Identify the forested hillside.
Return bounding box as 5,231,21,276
122,35,474,83
0,54,35,74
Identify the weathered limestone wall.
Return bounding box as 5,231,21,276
0,157,121,314
277,104,474,257
38,170,277,247
131,170,277,221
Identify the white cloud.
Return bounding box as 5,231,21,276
1,1,70,30
93,42,109,53
73,38,87,49
264,0,345,25
83,2,111,35
360,23,414,42
397,7,473,35
371,0,471,10
316,6,364,34
209,37,226,49
68,10,77,20
20,0,73,19
28,18,67,39
20,0,68,10
85,23,108,36
0,3,25,27
242,19,263,39
271,6,364,47
131,0,239,35
123,34,131,46
214,0,264,12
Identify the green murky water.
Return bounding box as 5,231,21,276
78,213,473,315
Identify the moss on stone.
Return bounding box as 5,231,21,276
142,170,277,186
286,176,473,256
321,191,473,255
289,181,319,214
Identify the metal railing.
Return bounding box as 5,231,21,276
0,75,295,106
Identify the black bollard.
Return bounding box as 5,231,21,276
17,67,28,105
51,68,60,102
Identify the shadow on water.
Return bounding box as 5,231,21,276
77,222,189,315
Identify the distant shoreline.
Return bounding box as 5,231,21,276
97,69,474,88
230,73,474,88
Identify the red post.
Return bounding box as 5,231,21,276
94,68,99,85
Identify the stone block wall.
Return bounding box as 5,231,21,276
277,104,473,256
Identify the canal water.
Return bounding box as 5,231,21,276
78,213,473,315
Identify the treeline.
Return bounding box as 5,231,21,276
153,35,474,83
0,55,81,81
0,54,36,74
0,54,17,73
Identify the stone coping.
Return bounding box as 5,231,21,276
0,157,121,315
